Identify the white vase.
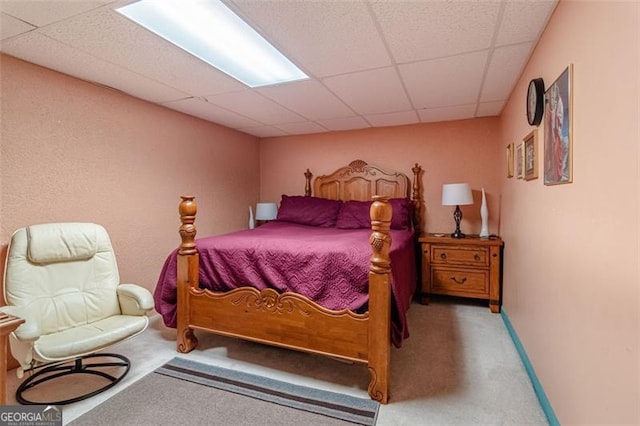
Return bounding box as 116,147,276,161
249,206,255,229
480,188,489,238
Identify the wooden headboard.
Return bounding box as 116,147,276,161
304,160,424,233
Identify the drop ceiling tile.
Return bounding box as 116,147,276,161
418,104,476,123
275,121,327,135
496,1,557,46
229,0,390,77
239,126,288,138
0,32,189,103
37,7,245,96
0,1,107,27
162,97,262,129
481,43,534,102
0,1,555,136
205,90,305,125
323,67,412,115
365,110,419,128
256,79,353,120
0,12,35,40
371,0,500,63
399,51,488,109
316,116,370,132
477,101,505,117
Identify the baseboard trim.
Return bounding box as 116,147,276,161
501,309,560,426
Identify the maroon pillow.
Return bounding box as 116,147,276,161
276,195,342,227
335,198,414,230
389,198,413,230
336,200,372,229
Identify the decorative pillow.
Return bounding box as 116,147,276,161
336,200,372,229
276,195,343,227
389,198,413,230
335,198,414,230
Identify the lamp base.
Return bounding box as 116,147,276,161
451,205,466,238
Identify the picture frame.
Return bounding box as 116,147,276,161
544,64,573,185
506,143,514,178
524,129,538,181
515,141,524,179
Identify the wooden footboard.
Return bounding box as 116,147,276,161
175,195,394,403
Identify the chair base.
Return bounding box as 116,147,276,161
17,353,131,405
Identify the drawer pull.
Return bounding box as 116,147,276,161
450,276,467,285
474,254,480,261
440,252,447,260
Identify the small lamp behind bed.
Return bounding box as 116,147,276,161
255,202,278,226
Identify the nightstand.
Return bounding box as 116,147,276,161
419,234,504,313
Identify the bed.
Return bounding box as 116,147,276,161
154,160,423,403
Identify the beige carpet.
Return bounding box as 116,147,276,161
69,357,378,425
5,298,548,425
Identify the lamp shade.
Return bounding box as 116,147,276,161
255,202,278,220
442,183,473,206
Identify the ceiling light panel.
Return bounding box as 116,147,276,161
116,0,308,88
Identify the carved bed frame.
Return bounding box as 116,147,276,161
175,160,423,403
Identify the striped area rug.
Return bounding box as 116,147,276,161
70,357,379,426
156,357,379,425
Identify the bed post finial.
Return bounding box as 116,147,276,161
304,169,312,196
179,196,197,256
369,196,392,274
411,163,423,234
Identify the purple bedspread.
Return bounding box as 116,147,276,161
154,221,416,347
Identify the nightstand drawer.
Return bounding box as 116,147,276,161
431,267,488,296
431,245,488,267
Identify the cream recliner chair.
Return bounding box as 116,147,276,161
0,223,153,405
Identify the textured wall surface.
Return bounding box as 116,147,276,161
499,1,639,423
260,118,503,236
0,54,260,294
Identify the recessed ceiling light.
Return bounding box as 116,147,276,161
116,0,309,88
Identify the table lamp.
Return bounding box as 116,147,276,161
442,183,473,238
255,202,278,225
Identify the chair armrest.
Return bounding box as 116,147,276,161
0,306,41,341
117,284,154,316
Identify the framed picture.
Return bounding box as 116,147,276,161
544,65,573,185
524,129,538,181
506,143,514,178
515,141,524,179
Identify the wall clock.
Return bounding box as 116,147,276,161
527,78,545,126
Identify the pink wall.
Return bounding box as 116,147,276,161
260,119,503,236
0,54,260,294
499,1,638,423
